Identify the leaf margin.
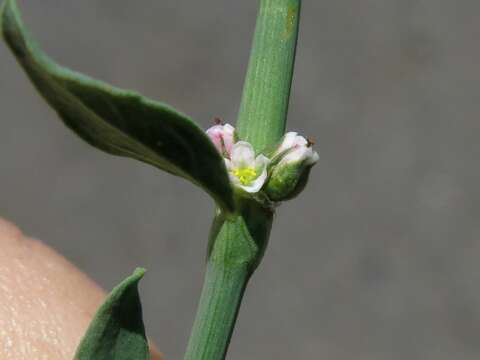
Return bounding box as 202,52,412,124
73,268,151,360
0,0,235,213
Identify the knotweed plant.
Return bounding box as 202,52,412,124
0,0,318,359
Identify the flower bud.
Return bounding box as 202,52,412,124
206,123,235,158
265,132,319,201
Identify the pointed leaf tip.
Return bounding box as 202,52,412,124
1,0,235,213
74,269,150,360
133,267,147,278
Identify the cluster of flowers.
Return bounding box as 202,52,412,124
206,123,318,202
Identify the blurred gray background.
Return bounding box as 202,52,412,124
1,0,479,359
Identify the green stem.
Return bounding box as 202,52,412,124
184,1,301,358
236,0,302,152
184,215,259,360
184,263,250,360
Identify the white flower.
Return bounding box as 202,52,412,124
224,141,270,193
264,132,319,201
206,123,235,157
273,132,319,166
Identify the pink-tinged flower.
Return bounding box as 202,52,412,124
206,123,235,157
224,141,270,193
273,132,319,166
265,132,319,201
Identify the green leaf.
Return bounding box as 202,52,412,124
0,0,234,213
74,268,150,360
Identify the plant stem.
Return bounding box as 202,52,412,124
184,1,301,359
184,263,249,360
237,0,302,152
184,216,259,360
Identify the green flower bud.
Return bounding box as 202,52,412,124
264,132,318,201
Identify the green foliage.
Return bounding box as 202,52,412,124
0,0,234,213
185,0,301,358
1,1,307,359
74,269,150,360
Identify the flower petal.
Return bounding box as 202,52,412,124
274,132,297,155
224,158,233,171
254,154,271,171
228,172,243,187
206,123,236,157
239,166,268,193
307,150,320,165
274,132,310,159
277,141,319,166
222,124,235,155
231,141,255,168
281,146,309,164
206,125,224,153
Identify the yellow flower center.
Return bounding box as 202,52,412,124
232,167,257,185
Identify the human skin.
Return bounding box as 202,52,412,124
0,217,163,360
